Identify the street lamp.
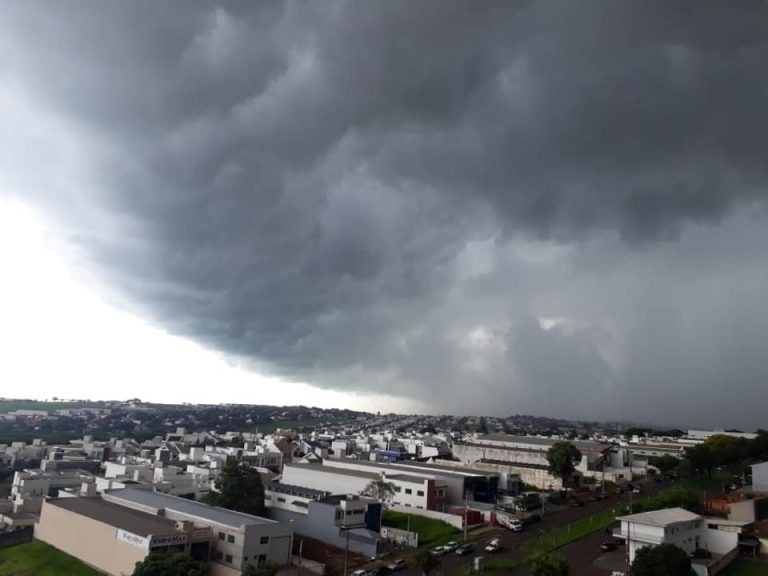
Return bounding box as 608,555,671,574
340,522,368,576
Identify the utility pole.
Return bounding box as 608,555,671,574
464,490,469,542
343,529,350,576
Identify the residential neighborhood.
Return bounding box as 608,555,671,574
1,399,767,575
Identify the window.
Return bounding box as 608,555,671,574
260,536,269,545
417,490,424,497
218,532,225,541
277,497,286,503
225,554,233,564
264,494,272,500
244,557,249,562
394,486,401,492
405,488,412,495
708,523,718,529
353,509,363,515
227,534,235,543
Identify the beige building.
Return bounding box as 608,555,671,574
35,497,210,576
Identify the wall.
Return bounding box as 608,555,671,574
34,501,149,576
281,465,371,495
0,526,32,549
269,501,379,558
700,527,738,555
387,504,464,530
752,462,768,492
728,500,756,522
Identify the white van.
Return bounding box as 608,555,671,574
508,518,523,532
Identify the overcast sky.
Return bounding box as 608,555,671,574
1,2,767,428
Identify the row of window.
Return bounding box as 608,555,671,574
393,487,425,496
217,532,270,546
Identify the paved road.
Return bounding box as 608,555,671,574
387,478,674,576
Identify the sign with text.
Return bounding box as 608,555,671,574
150,533,188,548
116,529,150,549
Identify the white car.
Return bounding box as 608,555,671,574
508,518,523,532
351,571,370,576
484,538,502,553
430,546,447,556
443,541,459,552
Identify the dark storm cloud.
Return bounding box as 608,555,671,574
2,1,768,426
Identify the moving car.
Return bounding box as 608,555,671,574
386,559,406,572
484,538,502,553
455,543,475,555
601,540,618,552
508,518,523,532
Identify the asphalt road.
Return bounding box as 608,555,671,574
390,477,674,576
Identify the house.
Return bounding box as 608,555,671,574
614,507,739,576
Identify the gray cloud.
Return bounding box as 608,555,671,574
2,1,768,427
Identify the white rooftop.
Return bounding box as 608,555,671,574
105,487,275,528
617,507,701,527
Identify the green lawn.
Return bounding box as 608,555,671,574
382,510,460,547
721,559,768,576
524,508,616,555
0,541,103,576
0,400,102,413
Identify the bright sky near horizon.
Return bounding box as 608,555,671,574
0,196,415,413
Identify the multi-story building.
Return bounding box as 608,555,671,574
103,488,293,572
265,483,382,558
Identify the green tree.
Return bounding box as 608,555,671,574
648,455,680,474
546,441,582,490
243,561,278,576
630,544,695,576
203,460,265,515
528,553,569,576
133,552,209,576
414,548,441,576
361,479,396,504
684,444,716,477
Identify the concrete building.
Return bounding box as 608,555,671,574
104,488,293,572
751,461,768,492
265,483,382,558
453,434,612,489
321,458,500,505
35,497,210,576
614,508,739,576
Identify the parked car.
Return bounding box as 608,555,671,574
430,546,447,556
386,559,406,572
455,543,475,556
601,540,618,552
611,572,626,576
571,499,585,507
484,538,502,553
373,567,390,576
442,541,459,552
508,518,523,532
351,571,371,576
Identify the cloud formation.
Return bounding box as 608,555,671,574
2,1,767,426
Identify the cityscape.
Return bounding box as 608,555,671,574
2,2,768,576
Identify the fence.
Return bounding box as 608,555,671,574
380,526,419,548
0,527,33,549
387,504,465,530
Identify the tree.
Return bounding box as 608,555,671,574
202,460,265,516
414,548,441,576
361,479,396,504
243,562,278,576
546,441,582,490
648,455,680,474
684,444,716,477
630,544,695,576
133,552,209,576
528,553,569,576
